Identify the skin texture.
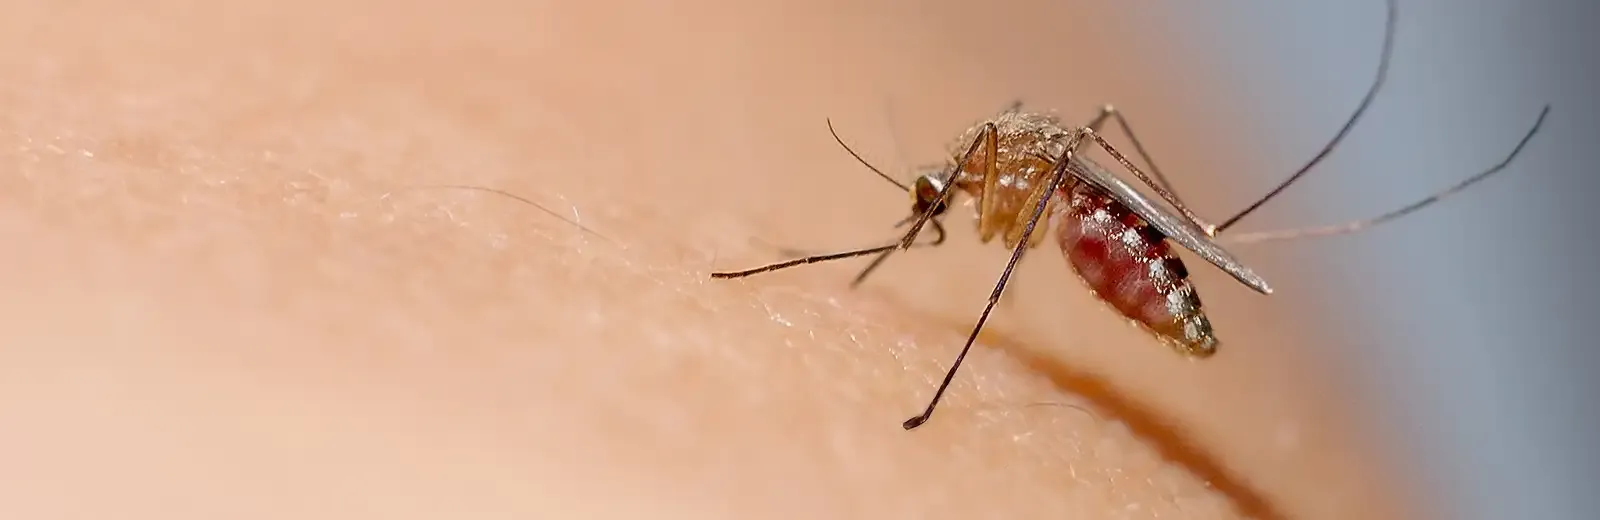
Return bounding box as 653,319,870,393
0,1,1419,519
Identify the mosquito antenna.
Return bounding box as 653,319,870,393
822,118,976,286
1220,104,1551,245
828,118,911,192
1215,0,1399,234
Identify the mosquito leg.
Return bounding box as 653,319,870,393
1082,105,1179,196
848,219,946,288
1081,129,1220,235
1002,99,1025,114
711,243,906,279
736,115,965,285
836,123,981,285
1215,0,1398,234
897,123,996,250
1219,104,1551,245
846,249,899,289
904,129,1088,431
769,217,947,259
714,118,951,280
762,218,948,288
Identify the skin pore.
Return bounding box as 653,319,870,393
0,0,1418,519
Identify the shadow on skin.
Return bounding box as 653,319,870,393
925,313,1288,520
759,233,1283,518
743,216,1281,518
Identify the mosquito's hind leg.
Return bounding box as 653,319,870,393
1082,105,1180,196
1214,0,1398,233
1218,105,1552,245
1078,128,1220,235
1076,0,1399,237
903,128,1089,430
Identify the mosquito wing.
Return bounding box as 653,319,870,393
1066,156,1274,295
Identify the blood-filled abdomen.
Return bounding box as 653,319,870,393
1054,182,1218,356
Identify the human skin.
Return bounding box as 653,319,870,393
0,0,1417,519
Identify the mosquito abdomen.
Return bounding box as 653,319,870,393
1055,182,1217,356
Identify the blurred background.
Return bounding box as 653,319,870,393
1131,2,1598,519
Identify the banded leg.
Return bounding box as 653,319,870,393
1077,128,1220,235
1077,104,1554,254
757,217,948,288
1082,105,1174,191
1219,105,1551,245
1214,0,1399,233
711,242,906,279
1071,0,1398,236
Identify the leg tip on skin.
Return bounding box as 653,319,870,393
902,415,927,430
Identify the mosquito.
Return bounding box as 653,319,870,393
711,0,1551,430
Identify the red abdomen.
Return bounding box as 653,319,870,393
1053,182,1217,356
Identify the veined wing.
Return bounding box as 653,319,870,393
1066,156,1274,295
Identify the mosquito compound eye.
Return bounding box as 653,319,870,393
912,175,948,216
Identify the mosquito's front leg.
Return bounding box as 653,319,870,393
903,128,1088,431
898,122,996,250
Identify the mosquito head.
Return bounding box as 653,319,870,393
910,169,952,218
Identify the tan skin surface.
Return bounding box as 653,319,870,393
0,1,1419,519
